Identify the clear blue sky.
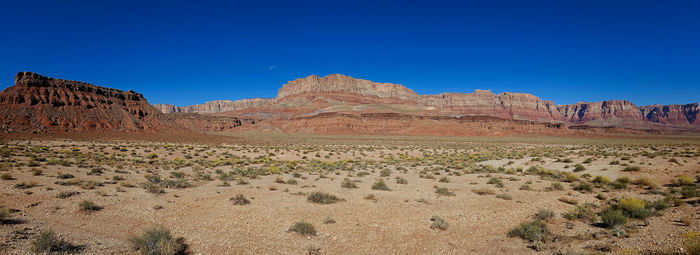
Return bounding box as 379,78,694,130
1,0,698,106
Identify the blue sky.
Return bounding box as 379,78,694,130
0,0,698,106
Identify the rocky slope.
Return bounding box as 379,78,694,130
0,72,183,133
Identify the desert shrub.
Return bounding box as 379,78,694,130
396,177,408,184
496,193,512,200
519,184,532,191
615,197,650,219
550,182,564,191
289,221,316,235
536,209,554,221
680,185,697,199
573,183,592,192
33,230,81,253
0,207,11,222
170,171,184,179
563,203,597,222
672,175,695,186
633,176,658,189
472,188,496,195
323,217,335,224
231,194,250,205
439,176,450,183
609,180,627,190
78,200,102,213
1,173,12,180
286,179,298,185
430,215,448,230
89,167,105,175
622,166,641,172
129,226,186,255
371,179,390,191
680,216,693,226
561,172,579,183
15,181,38,189
508,220,549,243
32,169,43,176
435,187,454,196
146,183,164,194
57,191,80,199
592,176,610,185
57,173,74,179
487,177,504,188
683,231,700,255
380,169,391,177
307,191,340,204
573,164,586,172
341,178,357,189
646,197,673,211
600,208,627,228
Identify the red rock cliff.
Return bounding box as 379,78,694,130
0,72,180,133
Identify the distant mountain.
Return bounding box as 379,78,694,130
1,72,697,136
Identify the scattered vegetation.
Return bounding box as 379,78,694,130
129,226,186,255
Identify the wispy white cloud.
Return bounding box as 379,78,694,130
268,65,277,70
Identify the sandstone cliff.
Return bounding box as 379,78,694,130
640,103,699,125
557,100,643,123
0,72,181,133
275,74,419,103
153,98,274,113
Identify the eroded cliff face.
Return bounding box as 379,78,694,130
0,72,180,133
153,98,274,113
557,100,643,123
4,72,698,136
275,74,420,103
421,90,564,122
640,103,699,125
154,74,699,133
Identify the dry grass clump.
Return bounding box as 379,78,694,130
508,220,550,250
33,230,82,253
341,178,358,189
231,194,250,205
129,226,186,255
371,179,390,191
396,177,408,184
535,209,554,221
289,221,316,235
78,200,102,213
472,188,496,195
307,191,341,204
56,191,80,199
435,187,454,196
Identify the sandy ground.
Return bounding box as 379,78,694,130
0,136,698,254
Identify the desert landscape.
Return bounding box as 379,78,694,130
0,71,698,254
1,1,699,254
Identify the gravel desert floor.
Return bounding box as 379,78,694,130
0,133,698,254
